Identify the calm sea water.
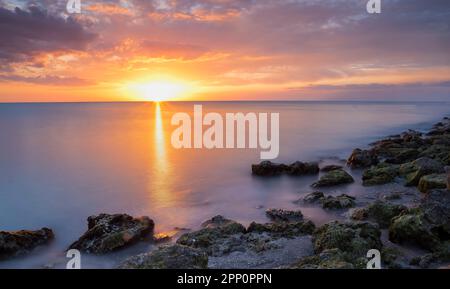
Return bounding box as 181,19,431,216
0,101,449,268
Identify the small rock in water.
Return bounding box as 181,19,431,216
0,228,54,260
251,161,319,176
69,213,155,254
399,157,445,186
312,169,354,188
266,209,304,222
251,161,287,176
302,191,325,203
321,194,356,210
362,163,399,186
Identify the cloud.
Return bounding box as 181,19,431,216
0,6,96,63
0,74,94,86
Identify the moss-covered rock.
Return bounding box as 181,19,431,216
302,191,325,203
362,163,400,186
247,220,316,237
118,244,208,269
399,157,445,186
418,174,447,193
0,228,54,260
265,209,304,222
69,213,154,254
321,194,355,210
289,248,359,269
347,149,378,169
176,215,246,254
312,169,354,188
312,221,382,260
389,211,441,251
351,200,407,228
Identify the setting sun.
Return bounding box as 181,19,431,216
124,80,192,101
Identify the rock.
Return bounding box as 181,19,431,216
312,169,354,187
251,161,287,176
385,148,420,164
419,145,450,165
247,220,315,237
409,241,450,268
351,200,407,228
399,157,445,186
312,221,382,260
347,149,378,169
383,191,403,200
321,194,355,210
251,161,319,176
362,163,400,186
418,174,447,193
389,213,440,251
285,161,319,175
290,248,357,269
118,244,208,269
176,215,246,256
69,213,154,254
303,191,325,203
320,165,343,172
0,228,54,260
266,209,303,222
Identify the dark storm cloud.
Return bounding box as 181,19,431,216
0,5,96,63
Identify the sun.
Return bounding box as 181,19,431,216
124,80,191,101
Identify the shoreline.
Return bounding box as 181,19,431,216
1,114,449,269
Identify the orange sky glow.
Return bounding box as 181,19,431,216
1,0,450,102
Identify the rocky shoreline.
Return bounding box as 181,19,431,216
1,117,450,269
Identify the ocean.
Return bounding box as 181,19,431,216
0,101,449,268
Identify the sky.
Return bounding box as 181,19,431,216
0,0,449,102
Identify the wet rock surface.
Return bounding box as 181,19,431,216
351,200,407,228
301,192,355,209
347,149,378,169
252,161,319,176
417,174,447,193
312,169,354,187
362,163,400,186
118,244,208,269
266,209,304,222
0,228,54,260
69,213,155,254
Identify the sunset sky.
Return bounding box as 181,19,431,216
0,0,450,102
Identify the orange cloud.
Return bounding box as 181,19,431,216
86,4,132,16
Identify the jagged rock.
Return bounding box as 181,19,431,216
321,194,355,210
399,157,445,186
118,244,208,269
0,228,54,260
247,220,315,237
312,221,382,260
418,174,447,193
290,248,357,269
251,161,319,176
285,161,319,175
266,209,304,222
251,161,287,176
320,165,343,172
312,169,354,187
176,215,246,256
389,189,450,251
303,191,325,203
419,145,450,165
69,213,154,254
351,200,407,228
347,149,378,169
362,163,400,186
385,148,420,164
409,241,450,268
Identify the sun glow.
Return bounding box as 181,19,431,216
124,80,192,101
